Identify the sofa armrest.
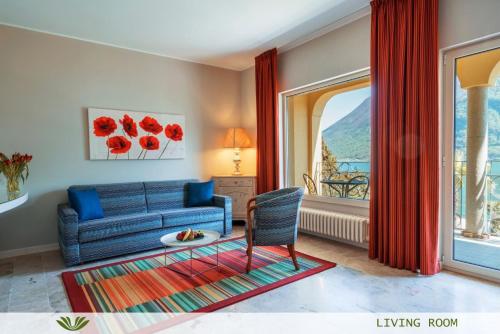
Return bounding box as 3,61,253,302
213,195,232,235
57,203,79,246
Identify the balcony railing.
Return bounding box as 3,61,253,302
310,161,370,200
454,160,500,236
305,160,500,235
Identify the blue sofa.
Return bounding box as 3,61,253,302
57,179,232,266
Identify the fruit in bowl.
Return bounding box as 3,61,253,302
176,228,204,241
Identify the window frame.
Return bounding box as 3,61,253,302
442,37,500,283
278,68,370,211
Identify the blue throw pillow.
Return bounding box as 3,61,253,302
187,180,214,207
67,188,104,221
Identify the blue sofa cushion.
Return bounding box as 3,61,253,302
78,212,162,243
187,180,214,207
69,182,147,217
144,180,196,212
67,189,104,221
160,207,224,228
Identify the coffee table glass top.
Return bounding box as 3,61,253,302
0,190,27,205
160,230,221,248
0,191,28,215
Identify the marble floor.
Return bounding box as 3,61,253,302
1,225,500,312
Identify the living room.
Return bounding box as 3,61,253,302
1,0,500,333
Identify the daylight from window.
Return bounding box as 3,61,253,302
453,47,500,271
318,86,371,200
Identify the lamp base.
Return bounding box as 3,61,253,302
232,158,242,175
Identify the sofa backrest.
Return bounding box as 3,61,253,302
144,179,197,212
68,182,147,217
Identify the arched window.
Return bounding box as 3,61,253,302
285,75,371,200
318,86,371,199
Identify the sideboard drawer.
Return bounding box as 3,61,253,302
217,177,254,188
216,186,255,197
224,189,250,214
212,176,256,222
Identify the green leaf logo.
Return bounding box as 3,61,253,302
56,316,90,332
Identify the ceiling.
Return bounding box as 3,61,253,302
0,0,369,71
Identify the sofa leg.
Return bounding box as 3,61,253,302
287,244,300,270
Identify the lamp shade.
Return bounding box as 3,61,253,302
223,128,252,148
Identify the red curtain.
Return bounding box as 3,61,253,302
369,0,440,275
255,48,279,194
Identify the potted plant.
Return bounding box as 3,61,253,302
0,153,32,200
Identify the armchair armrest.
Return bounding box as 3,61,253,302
247,197,256,209
57,203,79,246
253,188,304,228
213,195,232,235
256,190,303,209
255,188,300,204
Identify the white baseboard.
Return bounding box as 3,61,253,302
0,243,60,260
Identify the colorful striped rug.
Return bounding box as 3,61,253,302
62,237,336,313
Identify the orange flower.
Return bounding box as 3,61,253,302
139,116,163,134
93,117,117,136
139,136,160,150
120,114,138,137
106,136,132,154
164,124,183,141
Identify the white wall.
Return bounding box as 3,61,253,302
238,67,257,176
0,25,241,252
239,0,500,219
439,0,500,49
278,15,370,92
277,0,500,94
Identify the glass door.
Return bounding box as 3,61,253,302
443,37,500,281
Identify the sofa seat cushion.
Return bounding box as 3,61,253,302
79,213,162,243
160,207,224,228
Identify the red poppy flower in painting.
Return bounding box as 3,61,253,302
139,116,163,134
120,114,138,137
93,117,117,136
106,136,132,154
139,136,160,150
164,124,184,141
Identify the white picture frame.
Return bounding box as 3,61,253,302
88,108,185,160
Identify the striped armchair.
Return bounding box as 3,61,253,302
246,187,304,273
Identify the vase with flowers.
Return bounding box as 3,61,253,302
0,153,33,200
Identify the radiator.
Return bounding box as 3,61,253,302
299,208,369,245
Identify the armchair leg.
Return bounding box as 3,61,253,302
287,244,300,270
246,244,253,273
246,201,256,274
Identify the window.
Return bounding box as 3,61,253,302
443,37,500,281
452,47,500,271
285,75,371,201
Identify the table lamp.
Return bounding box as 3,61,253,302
223,128,252,175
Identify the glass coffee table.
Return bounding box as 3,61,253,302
160,230,221,277
0,191,28,214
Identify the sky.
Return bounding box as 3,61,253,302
320,86,371,131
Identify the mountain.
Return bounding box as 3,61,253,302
321,77,500,162
322,96,371,161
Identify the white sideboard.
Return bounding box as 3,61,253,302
212,176,256,222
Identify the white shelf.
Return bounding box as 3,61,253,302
0,193,28,214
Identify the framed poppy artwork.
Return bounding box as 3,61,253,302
88,108,185,160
